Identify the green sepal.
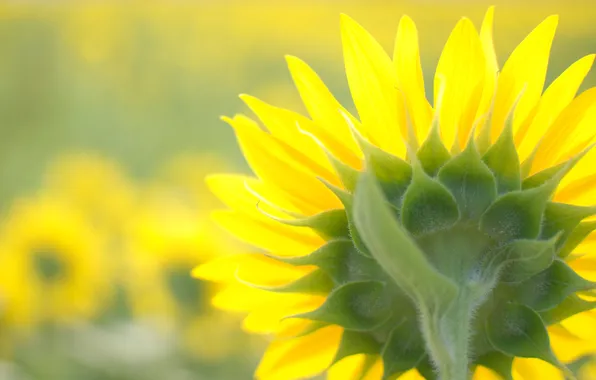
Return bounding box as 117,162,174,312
522,144,594,191
540,294,596,325
474,351,514,380
272,239,374,285
381,319,426,379
540,203,596,249
350,127,412,208
513,260,596,311
416,123,451,177
498,236,557,283
482,113,521,194
239,268,333,295
437,139,497,220
486,303,560,369
333,331,380,365
480,187,552,242
267,208,349,240
326,153,360,192
321,181,371,258
353,170,458,309
559,221,596,259
295,281,391,331
400,161,460,236
416,356,438,380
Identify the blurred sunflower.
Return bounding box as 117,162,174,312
44,153,137,233
0,195,111,331
195,7,596,380
124,156,246,361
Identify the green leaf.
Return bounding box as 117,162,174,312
333,331,380,365
559,221,596,258
417,123,451,177
239,268,333,295
513,260,596,311
296,281,391,331
437,140,497,220
400,162,460,236
486,303,559,367
381,319,426,379
540,294,596,325
474,351,514,380
353,170,458,309
416,356,438,380
266,209,349,240
498,237,557,283
482,113,520,194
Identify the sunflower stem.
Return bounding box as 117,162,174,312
420,293,474,380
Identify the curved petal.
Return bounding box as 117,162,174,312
434,18,486,150
394,15,432,143
341,14,406,157
491,16,558,140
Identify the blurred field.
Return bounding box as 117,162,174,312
0,0,594,379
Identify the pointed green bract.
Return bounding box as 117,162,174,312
353,170,458,308
270,209,349,240
333,331,380,364
297,281,391,331
243,269,333,295
401,162,460,236
559,221,596,258
438,140,497,220
417,124,451,176
486,303,559,366
381,319,426,379
482,116,521,194
498,237,557,283
540,294,596,325
512,260,596,311
475,351,514,380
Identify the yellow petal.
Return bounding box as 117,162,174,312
531,88,596,173
472,365,502,380
242,294,325,334
211,283,281,312
516,55,595,161
192,253,251,283
206,174,300,218
212,210,324,257
341,14,406,157
561,309,596,340
240,94,342,182
434,18,486,150
236,254,315,287
362,357,384,380
491,16,558,141
397,368,425,380
549,323,596,363
285,55,363,167
256,325,343,380
512,358,563,380
327,354,370,380
394,15,432,143
224,115,342,213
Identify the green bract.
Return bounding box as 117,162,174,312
256,118,596,379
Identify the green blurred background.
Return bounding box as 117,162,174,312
0,0,594,379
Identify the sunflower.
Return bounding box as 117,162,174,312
124,170,245,361
194,7,596,380
44,153,137,233
0,195,111,332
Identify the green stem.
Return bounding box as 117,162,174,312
420,295,474,380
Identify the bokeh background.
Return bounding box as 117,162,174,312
0,1,595,379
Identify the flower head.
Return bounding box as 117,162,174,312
195,8,596,379
0,195,111,331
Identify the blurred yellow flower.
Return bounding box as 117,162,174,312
0,195,111,331
44,153,137,233
196,7,596,380
124,155,243,360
